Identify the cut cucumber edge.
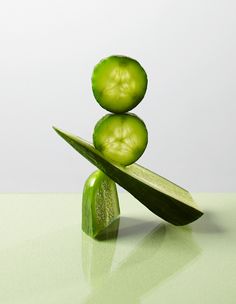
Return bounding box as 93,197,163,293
82,170,120,239
53,126,203,226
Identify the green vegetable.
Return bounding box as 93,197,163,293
53,127,203,226
92,55,148,113
93,113,148,166
82,170,120,238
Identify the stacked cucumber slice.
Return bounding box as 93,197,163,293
54,55,203,239
92,55,147,113
93,113,148,166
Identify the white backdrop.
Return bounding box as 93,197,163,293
0,0,235,192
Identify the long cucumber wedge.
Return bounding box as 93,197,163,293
53,127,203,226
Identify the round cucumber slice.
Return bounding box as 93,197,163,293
92,55,148,113
82,170,120,239
93,113,148,166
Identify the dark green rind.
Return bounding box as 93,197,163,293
53,127,203,226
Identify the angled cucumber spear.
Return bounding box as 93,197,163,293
53,126,203,226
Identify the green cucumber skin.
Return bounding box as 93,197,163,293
53,127,203,226
82,170,120,238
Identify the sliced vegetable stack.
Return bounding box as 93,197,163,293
54,55,203,239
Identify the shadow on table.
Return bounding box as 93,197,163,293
82,216,201,304
191,210,226,234
95,216,158,241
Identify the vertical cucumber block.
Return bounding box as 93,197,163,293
82,170,120,238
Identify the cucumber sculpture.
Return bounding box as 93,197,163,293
53,55,203,239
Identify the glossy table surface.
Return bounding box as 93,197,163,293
0,193,235,304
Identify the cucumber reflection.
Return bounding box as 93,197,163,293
82,218,201,304
82,218,120,286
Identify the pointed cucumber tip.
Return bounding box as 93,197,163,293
52,126,61,133
52,126,70,140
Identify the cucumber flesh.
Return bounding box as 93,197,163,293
82,170,120,238
53,127,203,226
92,55,148,113
93,113,148,166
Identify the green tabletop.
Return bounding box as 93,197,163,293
0,193,235,303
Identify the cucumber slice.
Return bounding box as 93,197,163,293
92,55,148,113
82,170,120,238
53,127,203,226
93,113,148,166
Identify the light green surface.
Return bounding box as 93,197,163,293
0,193,235,303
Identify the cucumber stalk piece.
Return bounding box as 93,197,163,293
53,127,203,226
82,170,120,238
